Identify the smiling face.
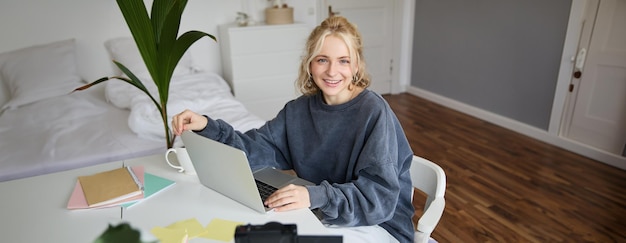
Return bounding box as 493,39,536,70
310,35,360,105
296,16,370,97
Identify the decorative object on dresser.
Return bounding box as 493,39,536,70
236,12,252,27
265,0,294,25
219,23,310,120
74,0,215,149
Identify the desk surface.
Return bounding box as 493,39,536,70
0,154,327,242
0,162,124,242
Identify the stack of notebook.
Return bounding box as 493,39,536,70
67,166,175,209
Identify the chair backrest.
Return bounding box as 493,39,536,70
410,156,446,209
410,155,446,243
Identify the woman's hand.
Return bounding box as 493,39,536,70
264,184,311,212
171,109,208,136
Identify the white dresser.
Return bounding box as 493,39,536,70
219,23,311,120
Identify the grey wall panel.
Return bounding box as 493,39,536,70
411,0,572,130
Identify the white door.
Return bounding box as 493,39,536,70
562,0,626,156
323,0,394,94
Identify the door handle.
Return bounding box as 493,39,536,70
575,48,587,70
573,70,582,79
328,5,340,17
573,48,586,79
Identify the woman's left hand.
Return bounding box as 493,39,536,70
264,184,310,211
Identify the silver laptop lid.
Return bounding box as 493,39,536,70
181,131,267,213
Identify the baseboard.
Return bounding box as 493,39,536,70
405,86,626,171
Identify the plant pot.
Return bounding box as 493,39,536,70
265,7,294,25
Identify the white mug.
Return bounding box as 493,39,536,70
165,147,196,175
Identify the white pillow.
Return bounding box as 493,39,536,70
0,39,82,110
104,37,194,78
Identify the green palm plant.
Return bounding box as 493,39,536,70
75,0,215,149
93,223,154,243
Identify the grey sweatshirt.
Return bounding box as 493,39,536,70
195,89,414,242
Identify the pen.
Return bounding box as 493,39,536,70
126,166,144,191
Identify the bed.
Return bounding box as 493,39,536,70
0,38,265,182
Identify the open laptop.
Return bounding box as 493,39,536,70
180,130,315,213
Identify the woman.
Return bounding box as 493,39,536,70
172,16,414,243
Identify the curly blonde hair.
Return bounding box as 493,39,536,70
296,16,371,96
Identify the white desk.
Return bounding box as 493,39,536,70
0,154,328,242
123,154,329,242
0,162,124,242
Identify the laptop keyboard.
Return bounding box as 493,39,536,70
255,179,278,201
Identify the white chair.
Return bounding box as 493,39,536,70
410,155,446,243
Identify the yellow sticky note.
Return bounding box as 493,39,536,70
200,218,245,242
151,226,188,243
166,218,207,239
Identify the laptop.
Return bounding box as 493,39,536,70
181,130,315,213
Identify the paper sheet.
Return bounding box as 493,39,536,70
151,227,188,243
166,218,207,239
151,217,244,243
201,218,245,242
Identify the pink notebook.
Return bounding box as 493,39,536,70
67,166,144,210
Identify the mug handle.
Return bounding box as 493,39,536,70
165,148,185,173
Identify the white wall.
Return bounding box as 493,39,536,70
1,0,125,81
0,0,320,82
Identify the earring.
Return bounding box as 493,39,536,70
306,78,313,88
352,75,358,83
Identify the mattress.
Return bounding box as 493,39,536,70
0,85,163,181
0,72,265,182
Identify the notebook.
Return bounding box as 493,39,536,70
67,166,144,209
180,130,314,213
77,166,144,208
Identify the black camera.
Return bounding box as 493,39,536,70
235,222,298,243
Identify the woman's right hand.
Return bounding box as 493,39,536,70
171,109,208,136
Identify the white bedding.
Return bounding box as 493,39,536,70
107,72,264,143
0,72,265,182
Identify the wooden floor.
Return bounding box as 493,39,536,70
382,93,626,243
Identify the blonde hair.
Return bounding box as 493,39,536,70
296,16,370,96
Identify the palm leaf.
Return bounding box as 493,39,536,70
114,61,162,111
93,223,156,243
72,77,110,92
76,0,215,148
115,0,158,80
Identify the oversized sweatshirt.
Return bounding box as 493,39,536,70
195,89,415,242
